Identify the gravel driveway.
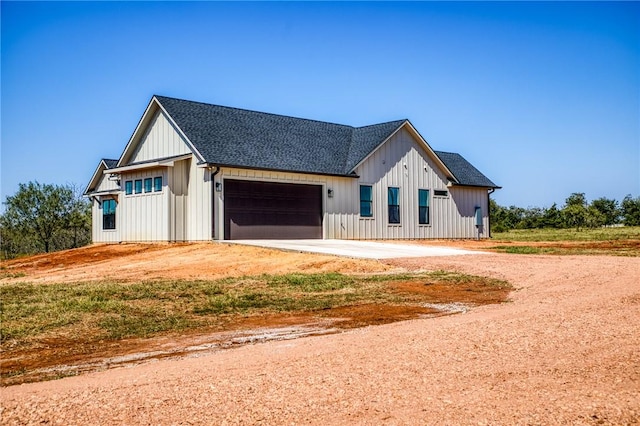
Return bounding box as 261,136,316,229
2,254,639,425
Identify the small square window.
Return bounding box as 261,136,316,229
154,176,162,192
144,178,152,193
125,181,133,195
134,179,142,194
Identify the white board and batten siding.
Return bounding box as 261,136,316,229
214,127,490,240
346,127,490,239
113,107,213,242
91,173,120,243
128,110,192,164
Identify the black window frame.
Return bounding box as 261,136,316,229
154,176,162,192
144,178,152,193
434,189,449,197
359,185,373,218
418,189,430,225
102,199,116,230
134,179,142,194
388,187,400,224
125,180,133,195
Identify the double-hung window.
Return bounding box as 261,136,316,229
103,199,116,230
134,179,142,194
418,189,430,225
388,187,400,224
154,176,162,192
144,178,152,193
360,185,373,217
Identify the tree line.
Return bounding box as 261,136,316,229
490,193,640,232
0,181,92,259
1,181,639,259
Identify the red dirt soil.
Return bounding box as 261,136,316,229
2,246,639,425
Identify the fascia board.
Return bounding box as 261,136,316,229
154,99,206,164
105,154,192,174
116,97,159,168
84,160,108,195
115,96,205,169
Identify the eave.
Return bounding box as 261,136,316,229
106,154,192,174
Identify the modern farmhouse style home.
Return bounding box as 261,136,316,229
85,95,499,242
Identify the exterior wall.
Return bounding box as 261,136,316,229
129,110,191,163
347,127,490,239
185,159,213,241
119,168,169,242
214,128,490,240
91,197,120,243
91,173,120,243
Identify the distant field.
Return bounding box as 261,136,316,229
492,226,640,242
490,226,640,256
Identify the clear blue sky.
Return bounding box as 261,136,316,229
2,1,638,208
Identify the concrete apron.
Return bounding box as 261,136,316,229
225,239,487,260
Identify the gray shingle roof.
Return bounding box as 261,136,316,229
434,151,500,188
155,96,404,176
152,96,498,187
103,159,118,169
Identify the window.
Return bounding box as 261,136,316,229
125,181,133,195
154,176,162,192
388,187,400,224
144,178,152,193
360,185,373,217
103,199,116,230
134,179,142,194
434,189,448,197
418,189,430,225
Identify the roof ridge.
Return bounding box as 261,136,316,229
154,95,357,130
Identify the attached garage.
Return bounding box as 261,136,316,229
223,180,323,240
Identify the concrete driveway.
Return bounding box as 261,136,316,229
227,239,486,259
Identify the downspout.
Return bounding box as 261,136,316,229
487,188,495,238
211,166,220,240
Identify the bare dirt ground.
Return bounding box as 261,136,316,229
0,243,393,283
2,247,640,424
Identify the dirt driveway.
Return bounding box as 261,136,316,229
2,252,638,425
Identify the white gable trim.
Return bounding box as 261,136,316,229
106,154,192,174
349,120,457,182
84,159,110,195
116,96,205,168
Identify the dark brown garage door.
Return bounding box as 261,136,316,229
224,180,323,240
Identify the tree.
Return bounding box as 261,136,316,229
621,195,640,226
1,181,91,257
562,193,588,230
590,197,620,226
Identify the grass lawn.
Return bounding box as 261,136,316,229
1,271,510,384
490,226,640,256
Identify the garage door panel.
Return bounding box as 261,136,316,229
224,180,322,240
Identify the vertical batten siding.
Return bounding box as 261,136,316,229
119,168,169,242
185,160,212,241
129,111,191,163
352,127,491,239
91,174,121,243
91,200,120,243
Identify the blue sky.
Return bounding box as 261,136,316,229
2,1,638,208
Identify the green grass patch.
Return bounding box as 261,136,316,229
0,272,509,348
492,226,640,242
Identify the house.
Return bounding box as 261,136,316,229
84,95,499,242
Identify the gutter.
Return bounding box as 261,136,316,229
211,166,220,239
